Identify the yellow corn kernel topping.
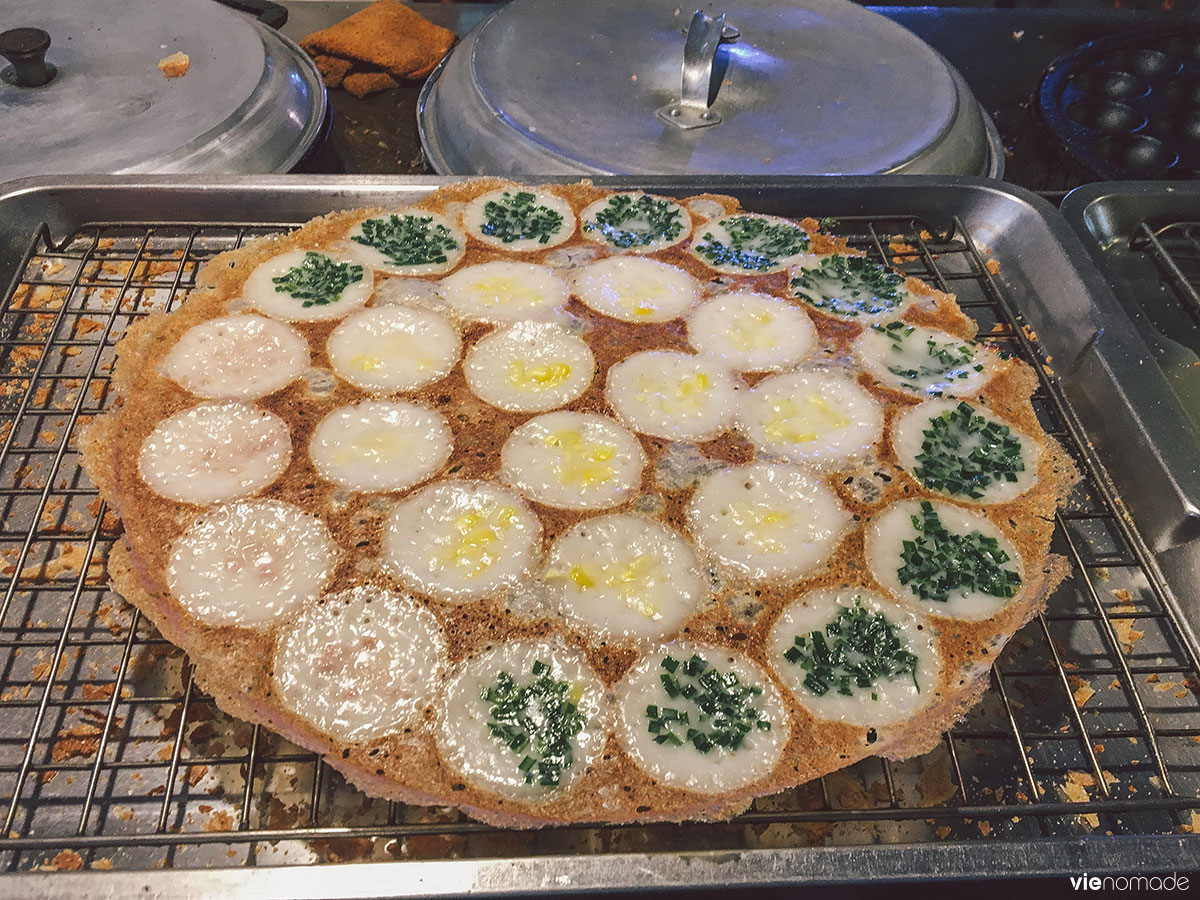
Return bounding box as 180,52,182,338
473,277,544,309
507,359,571,390
619,283,669,317
635,371,711,416
568,565,595,588
347,335,433,373
728,502,789,553
728,309,777,351
331,428,409,465
347,353,385,372
563,555,661,619
437,504,519,577
765,393,849,444
543,430,617,489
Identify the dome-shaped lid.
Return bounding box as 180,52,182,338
419,0,999,176
0,0,326,180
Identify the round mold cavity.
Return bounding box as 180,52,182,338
1158,79,1200,106
1085,70,1152,102
1067,70,1100,95
1162,79,1189,103
1096,133,1179,173
1067,99,1146,134
1164,36,1194,59
1150,112,1176,139
1177,110,1200,143
1151,110,1200,143
1130,49,1179,79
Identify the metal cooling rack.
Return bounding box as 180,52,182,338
0,211,1197,880
1130,221,1200,321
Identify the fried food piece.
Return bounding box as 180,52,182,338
301,0,456,82
157,52,190,78
311,54,353,89
342,70,400,99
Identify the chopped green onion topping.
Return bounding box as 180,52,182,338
872,321,978,393
896,500,1021,603
783,597,919,698
912,401,1026,499
352,214,459,267
271,252,363,308
481,660,586,787
695,217,810,271
791,255,905,317
480,191,564,245
646,654,770,753
584,193,685,248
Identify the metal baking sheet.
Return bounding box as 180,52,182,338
0,175,1195,896
1062,182,1200,652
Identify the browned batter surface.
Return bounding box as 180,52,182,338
79,179,1076,827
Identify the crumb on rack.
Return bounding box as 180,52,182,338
916,747,958,807
312,837,377,864
1068,675,1095,708
50,715,125,762
40,850,84,871
1179,810,1200,835
1110,602,1145,655
1058,775,1100,829
10,542,106,583
203,810,234,833
157,52,190,78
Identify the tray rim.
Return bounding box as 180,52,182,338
6,835,1200,897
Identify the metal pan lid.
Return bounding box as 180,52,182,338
420,0,1000,177
0,0,326,181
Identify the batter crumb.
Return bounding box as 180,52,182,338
157,52,190,78
46,850,84,871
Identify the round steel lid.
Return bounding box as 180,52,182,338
0,0,326,180
420,0,999,176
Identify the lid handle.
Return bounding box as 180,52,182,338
0,27,56,88
658,11,736,130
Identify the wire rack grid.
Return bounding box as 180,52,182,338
1131,220,1200,319
0,211,1196,876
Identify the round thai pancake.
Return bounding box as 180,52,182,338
78,178,1077,828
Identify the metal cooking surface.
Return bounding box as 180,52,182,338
418,0,1000,178
1128,220,1200,408
1060,183,1200,645
0,180,1196,888
0,0,264,181
469,0,957,174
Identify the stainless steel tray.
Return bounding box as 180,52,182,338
0,175,1196,897
1063,182,1200,655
